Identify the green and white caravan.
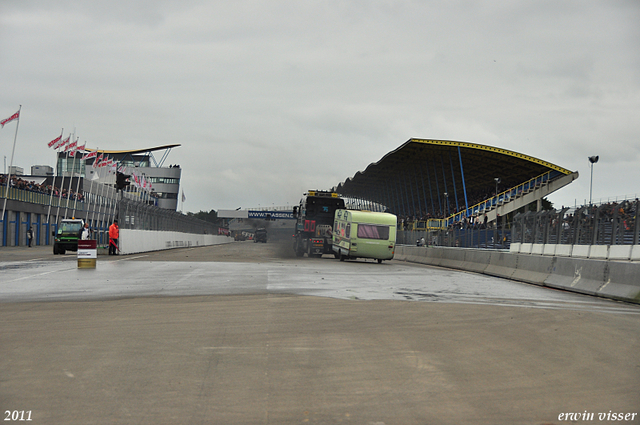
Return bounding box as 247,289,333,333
332,209,397,263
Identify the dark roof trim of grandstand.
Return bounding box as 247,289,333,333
397,139,571,175
85,144,181,155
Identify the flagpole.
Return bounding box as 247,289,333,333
63,133,77,219
86,166,95,229
87,148,99,229
72,142,85,216
55,133,71,225
1,105,22,223
46,128,64,226
96,157,108,243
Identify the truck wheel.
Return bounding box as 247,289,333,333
377,259,383,264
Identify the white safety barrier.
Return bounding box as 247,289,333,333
509,243,640,261
395,245,640,305
118,229,233,255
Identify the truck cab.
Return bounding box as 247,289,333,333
53,218,84,255
292,190,345,257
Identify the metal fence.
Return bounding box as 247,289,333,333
398,227,510,249
512,200,639,246
398,199,640,249
118,197,219,234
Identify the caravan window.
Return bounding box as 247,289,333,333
357,224,390,240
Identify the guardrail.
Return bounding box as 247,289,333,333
0,186,83,210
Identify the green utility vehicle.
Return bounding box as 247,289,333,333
53,218,84,255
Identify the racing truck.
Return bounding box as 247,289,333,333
292,190,345,257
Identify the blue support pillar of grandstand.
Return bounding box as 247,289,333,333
424,162,436,215
2,210,6,246
382,181,391,212
419,166,429,217
15,211,20,246
404,170,417,219
400,173,410,217
440,155,449,216
458,146,469,216
399,175,408,217
394,177,405,216
410,170,418,217
449,151,460,212
389,179,400,215
389,180,398,214
432,158,442,215
413,168,423,219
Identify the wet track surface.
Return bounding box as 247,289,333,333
1,243,638,314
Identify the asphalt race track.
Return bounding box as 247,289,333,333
1,242,639,425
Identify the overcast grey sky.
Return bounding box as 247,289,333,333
1,1,639,213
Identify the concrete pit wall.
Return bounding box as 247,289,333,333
118,229,233,255
395,245,640,305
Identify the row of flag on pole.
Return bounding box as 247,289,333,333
45,132,154,192
2,107,155,194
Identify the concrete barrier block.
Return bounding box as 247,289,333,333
589,245,609,260
425,246,443,266
410,246,430,265
545,257,606,296
439,247,467,270
396,246,430,265
631,245,640,261
542,244,556,256
571,245,590,258
512,254,555,285
547,258,640,304
601,261,640,303
484,251,517,279
394,245,410,261
520,243,533,254
531,244,544,255
608,245,631,261
509,243,521,254
554,244,573,257
462,249,491,273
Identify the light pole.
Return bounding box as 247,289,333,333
444,192,449,216
494,177,501,197
588,156,599,205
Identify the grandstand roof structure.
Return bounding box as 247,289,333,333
84,144,181,168
334,138,576,220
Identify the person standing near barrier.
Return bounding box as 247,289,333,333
81,222,91,240
109,219,119,255
27,226,33,247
